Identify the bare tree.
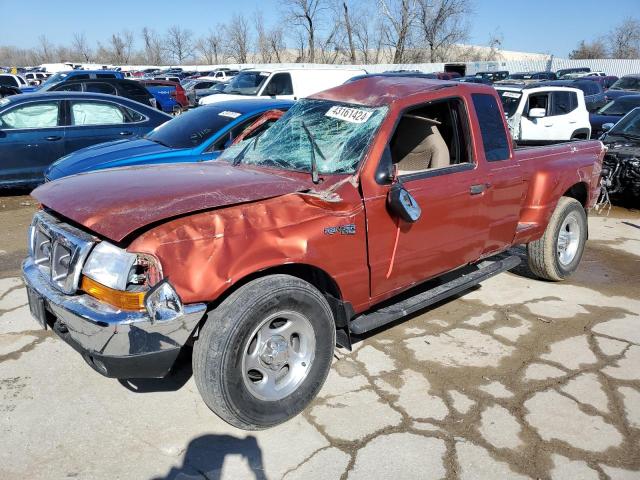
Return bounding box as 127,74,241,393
417,0,470,62
352,10,385,63
196,28,224,64
108,30,135,64
379,0,418,64
225,14,251,63
255,12,273,63
342,1,357,63
165,25,194,63
71,33,92,62
608,17,640,59
268,27,287,62
569,39,608,59
142,27,164,64
35,35,55,63
281,0,327,62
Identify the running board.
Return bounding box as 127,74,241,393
349,255,521,335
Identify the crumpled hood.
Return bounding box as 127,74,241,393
32,162,310,242
46,138,179,180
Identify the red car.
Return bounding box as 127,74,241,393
139,79,188,114
24,77,605,429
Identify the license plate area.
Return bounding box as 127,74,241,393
27,287,47,330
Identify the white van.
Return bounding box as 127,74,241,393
496,85,591,144
199,67,367,106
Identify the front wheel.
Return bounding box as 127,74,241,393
193,274,335,430
527,197,588,281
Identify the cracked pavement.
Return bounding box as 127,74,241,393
0,195,639,479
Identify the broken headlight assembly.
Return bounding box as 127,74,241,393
81,241,164,311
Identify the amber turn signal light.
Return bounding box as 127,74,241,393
81,276,146,311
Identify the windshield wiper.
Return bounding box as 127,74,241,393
614,132,640,140
232,136,259,166
301,121,325,184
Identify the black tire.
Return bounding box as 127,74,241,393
193,274,335,430
527,197,588,281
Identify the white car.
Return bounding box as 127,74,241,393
24,72,47,85
0,74,28,89
496,85,591,144
199,67,367,106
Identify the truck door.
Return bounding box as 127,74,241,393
470,93,525,255
520,91,553,142
260,73,295,100
364,96,488,299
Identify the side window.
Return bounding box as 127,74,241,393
120,82,147,96
85,82,117,95
122,106,145,122
526,93,549,114
569,92,578,111
213,115,261,150
263,73,293,96
471,93,510,162
73,74,90,80
0,102,60,129
55,83,82,92
390,97,470,176
551,91,575,116
96,73,116,79
70,101,125,126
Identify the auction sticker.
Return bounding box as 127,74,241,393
219,110,242,119
325,105,372,123
501,91,521,99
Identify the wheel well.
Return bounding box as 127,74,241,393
563,182,588,207
570,129,590,140
205,263,343,312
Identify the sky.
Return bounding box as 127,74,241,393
0,0,637,58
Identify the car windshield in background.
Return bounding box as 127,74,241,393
223,71,269,95
598,98,640,116
610,77,640,91
40,72,68,87
144,106,239,148
498,90,521,117
219,99,388,175
0,76,17,87
609,108,640,137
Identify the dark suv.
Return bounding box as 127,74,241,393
43,79,156,108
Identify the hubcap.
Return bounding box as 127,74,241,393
557,212,581,266
242,311,315,401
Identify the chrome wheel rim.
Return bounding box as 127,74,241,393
241,310,315,401
557,212,581,266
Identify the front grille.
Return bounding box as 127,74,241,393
29,211,96,294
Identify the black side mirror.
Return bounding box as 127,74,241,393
387,182,421,223
376,145,395,184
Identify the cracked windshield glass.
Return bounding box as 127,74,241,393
220,99,388,174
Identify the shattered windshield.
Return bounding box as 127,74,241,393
223,71,269,96
220,99,388,175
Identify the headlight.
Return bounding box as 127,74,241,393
81,241,163,310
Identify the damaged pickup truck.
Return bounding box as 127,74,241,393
23,77,606,430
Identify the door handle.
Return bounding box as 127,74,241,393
469,183,490,195
45,135,62,141
119,131,133,136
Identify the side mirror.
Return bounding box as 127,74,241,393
387,183,421,223
602,123,614,132
528,108,546,118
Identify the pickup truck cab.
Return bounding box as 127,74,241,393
23,78,605,430
496,85,591,144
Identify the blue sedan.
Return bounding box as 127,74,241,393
0,92,170,188
45,98,294,181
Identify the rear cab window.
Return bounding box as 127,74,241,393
471,93,510,162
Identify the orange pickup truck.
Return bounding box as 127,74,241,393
23,77,605,429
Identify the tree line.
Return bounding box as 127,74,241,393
0,0,509,67
569,17,640,60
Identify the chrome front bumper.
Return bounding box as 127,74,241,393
22,258,207,378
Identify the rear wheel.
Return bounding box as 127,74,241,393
527,197,588,281
193,274,335,430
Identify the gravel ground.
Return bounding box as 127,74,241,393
0,193,639,480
